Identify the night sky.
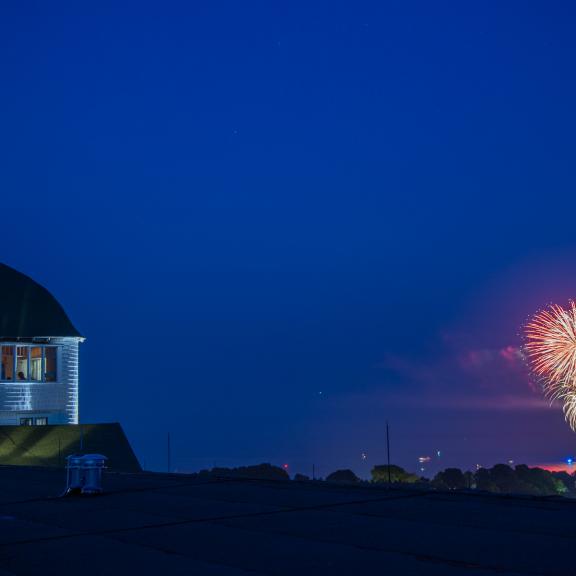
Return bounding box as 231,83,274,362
2,1,576,476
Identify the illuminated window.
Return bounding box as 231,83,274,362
1,346,14,381
0,345,59,383
16,347,28,381
35,417,48,425
44,348,57,382
30,347,42,382
19,417,33,426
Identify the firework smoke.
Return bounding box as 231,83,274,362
525,301,576,431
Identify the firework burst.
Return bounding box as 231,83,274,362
525,301,576,431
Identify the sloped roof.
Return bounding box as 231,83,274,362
0,423,140,472
0,263,81,338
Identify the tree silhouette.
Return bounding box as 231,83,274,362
326,469,360,483
433,468,466,490
371,464,419,483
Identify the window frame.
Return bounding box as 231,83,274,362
15,346,29,381
0,344,60,384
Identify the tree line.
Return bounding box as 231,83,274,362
198,462,576,497
327,463,575,496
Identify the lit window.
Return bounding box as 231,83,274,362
0,345,60,383
44,348,57,382
35,417,48,426
16,347,28,381
30,347,42,382
1,346,14,381
19,417,33,426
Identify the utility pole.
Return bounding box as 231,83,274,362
167,432,171,473
386,421,391,484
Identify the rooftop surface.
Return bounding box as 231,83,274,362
0,466,574,575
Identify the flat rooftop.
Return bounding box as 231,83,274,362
0,466,573,575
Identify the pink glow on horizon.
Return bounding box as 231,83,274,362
531,462,576,473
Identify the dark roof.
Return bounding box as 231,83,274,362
0,469,575,574
0,263,81,338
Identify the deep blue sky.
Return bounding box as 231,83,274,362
2,1,576,475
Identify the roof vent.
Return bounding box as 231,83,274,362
65,454,108,495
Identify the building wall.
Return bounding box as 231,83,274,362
60,337,80,424
0,337,80,426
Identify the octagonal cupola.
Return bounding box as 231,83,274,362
0,264,82,425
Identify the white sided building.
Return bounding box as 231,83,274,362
0,263,83,426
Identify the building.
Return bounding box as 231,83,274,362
0,263,82,426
